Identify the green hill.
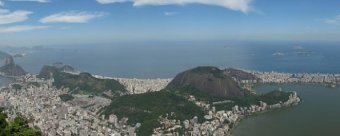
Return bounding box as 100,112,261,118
38,65,127,97
167,66,244,97
167,66,292,110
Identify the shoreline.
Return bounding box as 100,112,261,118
228,101,301,136
0,68,328,136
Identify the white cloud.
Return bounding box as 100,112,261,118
96,0,253,13
40,11,107,23
0,1,4,7
9,0,50,3
164,11,177,16
97,0,129,4
0,25,48,33
325,15,340,25
0,9,32,25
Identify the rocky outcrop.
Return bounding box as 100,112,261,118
38,64,75,79
167,66,244,98
0,55,27,76
4,56,14,65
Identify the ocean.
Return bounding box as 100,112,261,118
8,41,340,78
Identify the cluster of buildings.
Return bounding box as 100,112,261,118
253,71,340,85
0,75,136,136
153,92,300,136
66,94,111,113
114,78,172,94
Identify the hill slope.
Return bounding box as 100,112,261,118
167,66,244,98
38,65,127,97
101,91,204,135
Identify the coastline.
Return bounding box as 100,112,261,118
228,97,301,136
1,68,334,136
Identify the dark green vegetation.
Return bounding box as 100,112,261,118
168,85,291,111
53,72,127,96
12,84,22,90
101,91,204,136
38,65,127,97
59,94,74,102
27,82,40,88
0,109,41,136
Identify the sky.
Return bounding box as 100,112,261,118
0,0,340,46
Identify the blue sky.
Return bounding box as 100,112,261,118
0,0,340,46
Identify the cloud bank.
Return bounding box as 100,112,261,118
0,9,32,25
0,25,48,33
96,0,253,13
325,15,340,25
40,11,106,23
